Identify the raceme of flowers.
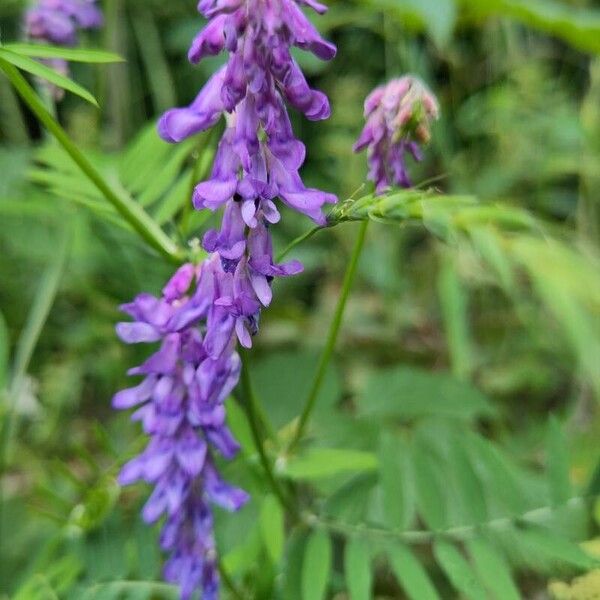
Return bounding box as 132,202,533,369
354,75,440,193
24,0,103,94
114,0,337,598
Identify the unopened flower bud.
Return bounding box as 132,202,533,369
354,75,440,193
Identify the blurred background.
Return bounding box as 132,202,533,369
1,0,600,598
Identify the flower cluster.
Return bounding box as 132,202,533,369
354,75,439,193
113,262,249,599
24,0,103,94
114,0,337,598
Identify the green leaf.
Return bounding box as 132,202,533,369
11,231,70,393
387,543,440,600
463,432,530,516
357,366,496,422
411,440,448,530
469,227,515,291
344,537,372,600
136,141,195,207
433,539,487,599
466,538,520,600
322,473,377,523
437,255,473,380
282,448,378,480
260,494,285,565
519,525,598,570
282,530,308,600
226,397,257,456
448,433,488,525
2,44,123,63
152,174,190,225
0,50,98,106
378,431,414,530
546,416,572,506
302,530,331,600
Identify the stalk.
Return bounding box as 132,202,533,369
288,220,368,451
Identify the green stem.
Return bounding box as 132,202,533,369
314,494,591,545
288,220,368,451
276,226,322,262
0,60,183,264
239,353,299,519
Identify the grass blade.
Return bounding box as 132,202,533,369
2,44,123,64
0,49,98,106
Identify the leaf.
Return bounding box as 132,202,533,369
344,537,372,600
469,226,515,291
519,525,599,570
282,448,378,480
322,473,377,523
152,174,190,225
448,433,488,525
0,50,98,106
411,439,448,530
378,431,414,530
282,530,308,600
2,44,123,63
302,530,332,600
11,230,70,394
466,538,520,600
260,494,285,565
356,366,496,422
463,432,530,516
546,416,572,506
387,543,440,600
226,397,257,456
433,539,487,599
437,255,474,380
136,141,195,207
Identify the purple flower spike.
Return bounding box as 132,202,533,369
117,0,338,598
114,263,249,599
354,75,440,193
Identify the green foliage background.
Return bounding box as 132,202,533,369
1,0,600,598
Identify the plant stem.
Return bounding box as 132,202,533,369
0,60,184,264
276,226,322,262
288,220,368,452
313,495,591,544
239,353,299,519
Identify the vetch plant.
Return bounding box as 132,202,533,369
3,0,600,598
114,0,337,596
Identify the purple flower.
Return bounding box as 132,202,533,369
354,76,439,194
114,264,249,600
117,1,338,598
25,0,103,45
159,0,338,226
